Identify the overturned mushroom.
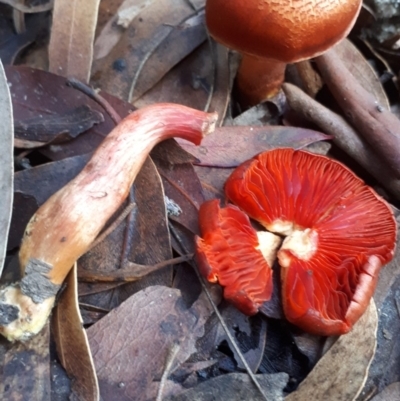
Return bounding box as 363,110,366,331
0,103,217,341
197,148,397,336
196,199,281,314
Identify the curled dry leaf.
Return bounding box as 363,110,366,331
0,11,50,65
48,0,101,82
0,60,13,276
0,0,54,13
315,46,400,178
176,126,331,168
285,300,378,401
335,39,390,109
53,264,99,401
282,82,400,199
91,0,207,102
134,41,232,125
87,285,215,401
94,0,154,60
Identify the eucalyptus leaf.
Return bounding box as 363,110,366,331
0,60,13,276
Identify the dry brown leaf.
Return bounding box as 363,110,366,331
0,323,51,400
0,0,53,13
336,39,390,110
357,215,400,399
370,382,400,401
0,60,13,276
371,211,400,309
94,0,155,60
78,157,174,308
177,126,331,168
53,264,99,401
133,41,232,124
48,0,101,82
91,0,206,102
285,300,378,401
205,42,231,125
14,105,104,148
165,372,289,401
87,285,215,401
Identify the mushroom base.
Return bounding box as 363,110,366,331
0,284,55,341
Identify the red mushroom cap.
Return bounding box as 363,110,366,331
206,0,362,63
195,199,280,315
224,148,397,335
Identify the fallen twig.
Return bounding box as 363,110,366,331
282,82,400,198
315,47,400,178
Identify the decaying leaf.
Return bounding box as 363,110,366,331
0,0,54,13
78,157,174,310
0,11,50,64
133,41,232,124
165,372,289,401
155,158,205,236
94,0,154,60
5,66,132,160
285,300,378,401
0,60,13,276
336,39,390,110
0,322,51,400
87,285,215,401
205,304,267,372
14,105,104,148
48,0,101,82
53,264,99,401
370,382,400,401
357,222,400,400
91,0,206,102
177,126,331,168
9,154,89,250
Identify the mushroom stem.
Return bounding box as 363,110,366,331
0,103,217,341
236,55,286,107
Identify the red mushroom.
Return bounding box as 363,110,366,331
197,148,397,336
0,103,217,342
197,149,397,335
206,0,362,107
195,199,281,314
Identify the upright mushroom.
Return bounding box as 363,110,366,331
197,148,397,336
0,103,217,341
206,0,362,107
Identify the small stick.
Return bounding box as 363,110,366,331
282,83,400,199
315,47,400,178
